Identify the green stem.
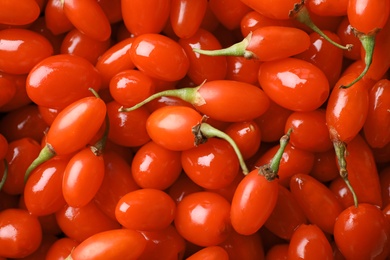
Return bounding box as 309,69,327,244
25,144,56,182
89,87,101,98
340,34,375,89
258,128,293,181
119,86,202,112
193,121,249,175
290,2,352,51
333,141,358,207
0,159,8,191
193,32,255,59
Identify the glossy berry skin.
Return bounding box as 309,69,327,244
306,0,348,16
225,56,262,85
109,70,155,108
60,28,111,65
24,156,67,216
255,100,293,143
0,0,40,25
137,225,186,260
0,209,42,258
46,96,107,155
95,38,135,88
258,58,329,112
187,246,229,260
2,138,41,195
240,0,301,20
107,101,151,147
326,73,370,143
44,0,74,35
290,173,343,234
347,0,390,34
334,203,390,260
45,237,79,260
246,26,311,61
122,0,171,36
63,0,111,41
192,80,270,122
336,16,362,60
254,143,315,187
178,28,227,85
288,224,333,260
174,191,232,247
225,120,261,160
55,201,121,243
264,185,308,240
363,79,390,148
344,134,382,208
93,151,139,220
129,33,190,81
132,141,182,190
26,54,102,110
170,0,208,39
167,174,204,204
284,109,332,153
219,230,265,259
181,138,239,190
230,169,279,235
0,104,49,143
0,29,54,75
115,189,176,231
69,229,147,260
294,30,344,88
62,147,105,208
146,106,203,151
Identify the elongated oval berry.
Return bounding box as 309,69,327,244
25,96,107,182
121,80,270,122
47,97,107,155
129,33,190,81
63,147,105,208
230,169,279,235
115,189,176,231
0,0,40,25
26,54,102,110
146,106,203,151
0,29,53,75
194,26,311,61
258,58,329,112
68,229,147,260
63,0,111,41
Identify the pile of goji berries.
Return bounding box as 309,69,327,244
0,0,389,259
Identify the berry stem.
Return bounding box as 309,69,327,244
340,33,375,88
24,144,56,182
192,118,249,175
290,1,353,51
258,128,293,181
333,140,358,207
118,85,203,112
0,159,8,190
193,32,254,58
